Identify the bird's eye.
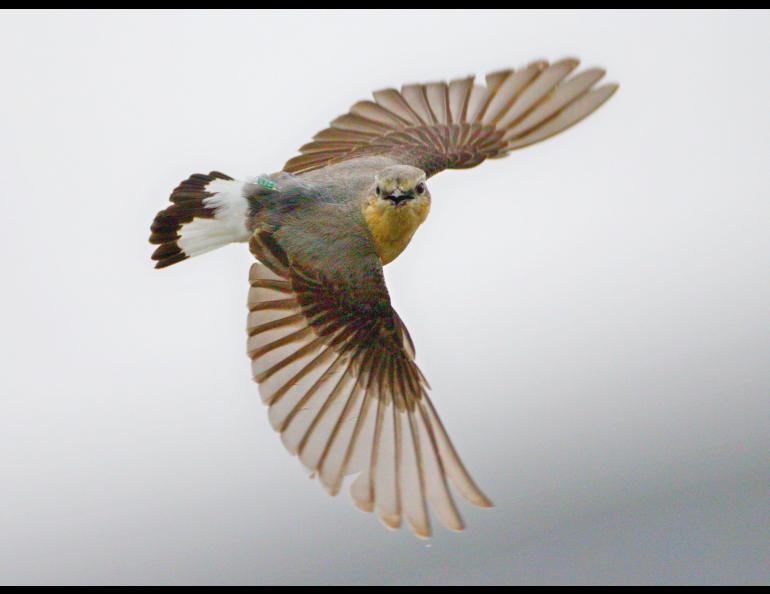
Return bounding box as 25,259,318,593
416,182,425,195
375,185,381,196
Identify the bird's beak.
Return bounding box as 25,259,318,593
385,189,414,206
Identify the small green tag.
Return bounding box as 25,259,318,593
256,176,277,191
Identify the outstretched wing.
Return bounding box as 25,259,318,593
246,213,491,537
284,58,618,177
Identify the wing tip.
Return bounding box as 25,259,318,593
602,81,621,96
472,493,495,509
410,522,432,539
352,497,374,513
322,482,342,497
378,512,402,531
556,56,581,70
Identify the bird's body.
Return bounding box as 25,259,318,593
263,157,430,265
149,58,618,537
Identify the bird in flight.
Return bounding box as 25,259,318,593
149,58,617,538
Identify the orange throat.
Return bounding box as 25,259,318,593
363,197,430,265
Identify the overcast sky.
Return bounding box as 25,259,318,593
0,9,768,585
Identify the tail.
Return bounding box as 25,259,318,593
149,171,253,269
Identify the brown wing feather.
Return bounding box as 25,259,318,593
283,58,618,177
246,229,491,538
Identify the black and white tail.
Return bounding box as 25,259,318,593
149,171,253,269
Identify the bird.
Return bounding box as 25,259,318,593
149,57,618,538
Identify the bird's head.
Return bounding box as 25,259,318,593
363,165,431,264
370,165,430,212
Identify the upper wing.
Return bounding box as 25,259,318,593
284,58,618,177
246,213,491,537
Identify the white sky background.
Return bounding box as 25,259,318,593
0,9,768,585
